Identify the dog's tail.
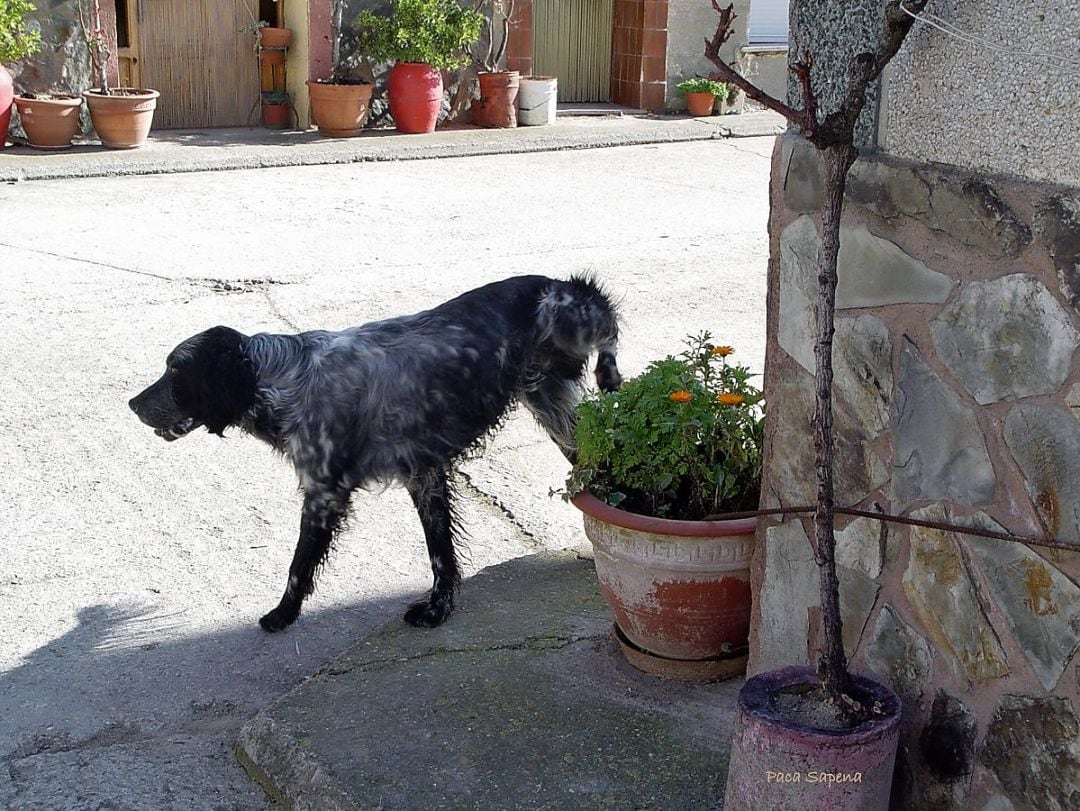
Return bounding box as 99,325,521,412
537,275,623,392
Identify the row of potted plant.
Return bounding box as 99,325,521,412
1,0,158,150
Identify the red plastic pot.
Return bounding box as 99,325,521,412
724,666,901,810
0,66,13,149
261,101,289,128
387,62,442,134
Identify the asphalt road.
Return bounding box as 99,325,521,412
0,137,773,810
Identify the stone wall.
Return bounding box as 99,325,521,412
754,130,1080,810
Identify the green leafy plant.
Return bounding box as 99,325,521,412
356,0,483,70
568,333,764,520
676,77,728,97
0,0,41,64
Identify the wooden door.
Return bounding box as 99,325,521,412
136,0,260,129
532,0,613,103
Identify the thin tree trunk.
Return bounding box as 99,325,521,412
813,142,858,704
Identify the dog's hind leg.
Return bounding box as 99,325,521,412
259,489,348,632
404,466,462,627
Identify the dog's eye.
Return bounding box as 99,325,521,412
167,366,179,378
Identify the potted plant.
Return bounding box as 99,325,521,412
307,0,373,137
469,0,517,128
356,0,483,134
567,333,764,682
242,2,293,129
700,3,926,808
0,0,40,148
78,0,159,149
676,77,728,117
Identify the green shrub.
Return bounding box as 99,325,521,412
567,333,764,520
676,77,728,97
0,0,41,64
356,0,483,70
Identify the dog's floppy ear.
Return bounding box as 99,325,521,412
181,326,257,436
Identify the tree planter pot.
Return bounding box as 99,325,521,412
686,91,716,116
83,88,159,149
724,666,901,811
307,81,372,137
387,62,442,134
572,491,755,682
0,66,14,149
13,95,83,150
472,70,519,128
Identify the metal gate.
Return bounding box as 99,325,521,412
532,0,613,103
134,0,260,128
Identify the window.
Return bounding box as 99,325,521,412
747,0,790,47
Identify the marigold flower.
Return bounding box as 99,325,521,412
717,392,745,405
711,346,735,357
669,390,693,403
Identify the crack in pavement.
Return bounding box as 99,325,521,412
456,469,542,550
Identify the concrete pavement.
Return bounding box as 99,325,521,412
0,118,775,809
0,108,784,182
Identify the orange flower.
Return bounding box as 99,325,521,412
711,346,735,357
669,390,693,403
717,393,745,405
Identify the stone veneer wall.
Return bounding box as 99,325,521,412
754,131,1080,810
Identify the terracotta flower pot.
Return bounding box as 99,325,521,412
724,666,902,811
0,66,14,149
686,91,716,116
473,70,519,128
573,491,755,681
258,27,293,49
307,80,372,137
14,95,83,150
387,62,442,134
83,88,159,149
261,101,289,128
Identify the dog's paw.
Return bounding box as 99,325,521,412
259,605,298,633
404,598,452,628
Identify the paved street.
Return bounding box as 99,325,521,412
0,137,773,809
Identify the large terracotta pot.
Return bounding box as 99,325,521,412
13,95,83,150
83,88,159,149
473,70,519,128
686,91,716,116
307,81,373,137
573,491,755,681
724,666,902,811
0,65,13,149
387,62,442,134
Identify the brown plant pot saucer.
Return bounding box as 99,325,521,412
611,624,748,683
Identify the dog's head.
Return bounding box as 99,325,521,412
129,326,256,441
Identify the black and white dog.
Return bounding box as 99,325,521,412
130,275,621,632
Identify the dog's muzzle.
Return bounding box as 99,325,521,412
153,417,200,441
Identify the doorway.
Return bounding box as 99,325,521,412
531,0,613,103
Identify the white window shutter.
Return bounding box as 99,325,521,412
748,0,790,46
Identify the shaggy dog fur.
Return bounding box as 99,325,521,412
130,275,621,632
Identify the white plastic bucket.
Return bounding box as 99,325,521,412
517,76,557,126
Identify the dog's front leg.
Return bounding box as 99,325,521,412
259,491,347,632
404,466,461,627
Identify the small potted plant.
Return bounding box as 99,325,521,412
356,0,483,134
567,333,764,682
307,0,373,137
0,0,41,148
469,0,517,128
676,76,728,117
78,0,159,149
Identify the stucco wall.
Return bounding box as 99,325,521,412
756,130,1080,810
883,0,1080,188
665,0,748,109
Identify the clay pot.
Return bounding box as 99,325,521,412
83,88,159,149
573,491,755,681
261,100,289,128
258,27,293,49
473,70,519,128
13,94,83,150
307,80,372,137
724,666,902,811
0,66,13,149
686,91,716,116
387,62,442,134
